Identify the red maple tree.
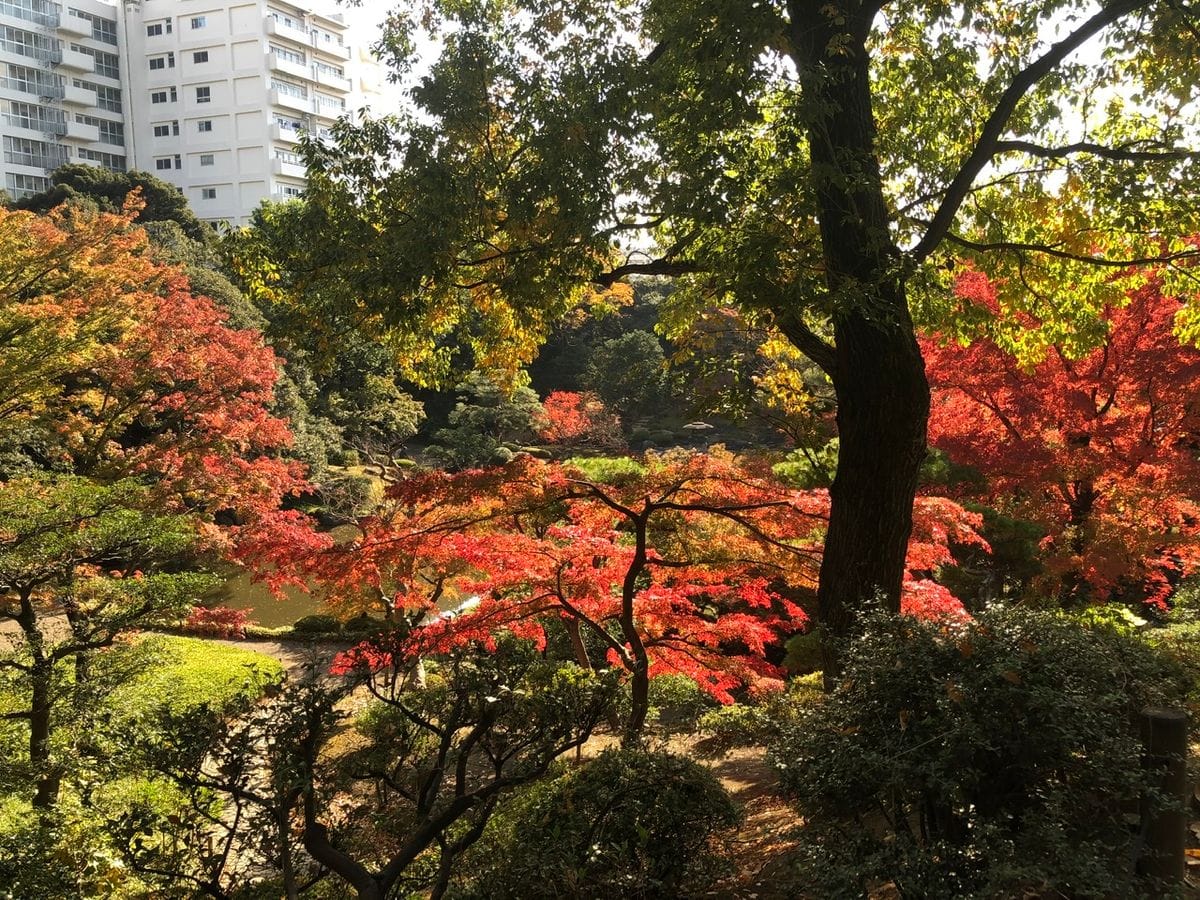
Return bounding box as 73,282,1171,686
537,390,624,450
316,450,985,736
923,267,1200,608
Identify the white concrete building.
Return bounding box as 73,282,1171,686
1,0,127,200
1,0,365,222
118,0,358,224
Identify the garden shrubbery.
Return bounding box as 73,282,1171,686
770,606,1189,898
455,749,741,899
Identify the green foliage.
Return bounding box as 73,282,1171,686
772,439,839,489
320,469,386,519
456,749,740,899
696,674,823,758
291,613,343,635
324,373,425,465
580,330,673,420
646,673,717,735
771,607,1189,898
107,636,283,724
429,371,544,468
563,454,647,483
15,163,208,241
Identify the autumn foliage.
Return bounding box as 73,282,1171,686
536,390,624,449
924,268,1200,608
0,199,327,572
313,450,984,734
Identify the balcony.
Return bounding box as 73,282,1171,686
64,120,100,142
59,12,93,38
266,16,311,46
271,122,303,144
58,47,93,72
312,38,350,61
269,88,312,114
272,158,307,179
267,50,308,80
314,68,351,92
63,83,97,106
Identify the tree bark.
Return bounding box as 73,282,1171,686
788,3,930,676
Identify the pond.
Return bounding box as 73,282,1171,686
217,571,326,629
215,524,358,628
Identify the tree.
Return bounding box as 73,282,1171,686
537,390,624,450
428,372,544,468
311,451,985,738
580,330,672,420
0,476,214,808
924,267,1200,608
14,163,208,242
325,373,425,469
259,0,1198,668
0,202,326,810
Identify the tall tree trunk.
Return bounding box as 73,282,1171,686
16,591,61,808
30,661,60,809
1059,479,1097,605
789,4,931,676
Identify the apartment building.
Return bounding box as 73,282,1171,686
1,0,363,222
119,0,357,224
0,0,126,200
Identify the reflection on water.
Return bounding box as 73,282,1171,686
218,570,325,629
216,525,359,628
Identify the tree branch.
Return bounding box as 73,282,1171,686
995,138,1198,163
912,0,1153,262
775,311,837,376
592,260,702,286
943,231,1200,268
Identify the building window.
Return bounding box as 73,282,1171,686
174,154,182,169
195,86,211,103
150,87,177,104
149,56,165,71
193,50,208,64
200,153,214,166
146,22,162,36
76,147,125,171
190,16,206,29
155,157,172,171
153,123,170,137
197,119,213,133
201,187,216,200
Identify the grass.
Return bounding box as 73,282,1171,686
106,634,283,722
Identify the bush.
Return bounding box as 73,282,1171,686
182,605,250,639
107,636,284,723
320,470,385,518
429,372,543,468
457,749,740,898
291,613,343,635
563,455,647,484
770,607,1189,899
647,673,716,735
696,673,823,757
